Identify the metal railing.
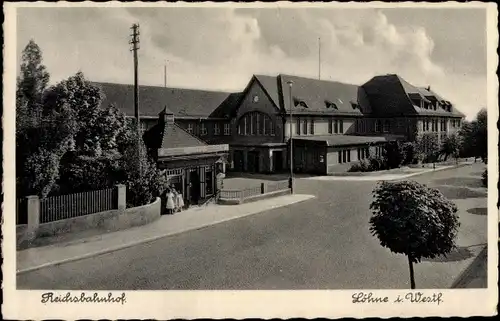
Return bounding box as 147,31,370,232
219,180,290,202
40,188,116,223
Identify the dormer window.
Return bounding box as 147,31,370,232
325,100,338,109
293,98,308,108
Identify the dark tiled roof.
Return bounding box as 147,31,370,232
292,134,403,147
362,74,465,118
210,92,244,118
143,120,207,150
277,74,366,115
94,82,233,118
396,76,465,117
254,74,282,109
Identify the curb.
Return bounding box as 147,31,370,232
17,194,316,275
450,245,488,288
316,163,473,181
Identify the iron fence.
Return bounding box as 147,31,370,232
40,188,116,223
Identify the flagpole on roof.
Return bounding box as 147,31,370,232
164,59,168,88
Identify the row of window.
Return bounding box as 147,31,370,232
357,147,370,160
186,123,231,136
338,150,351,164
237,112,275,136
421,118,460,132
328,119,344,134
296,118,315,135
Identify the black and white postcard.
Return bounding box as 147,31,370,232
2,1,498,319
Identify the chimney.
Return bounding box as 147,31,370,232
426,85,431,91
159,106,175,125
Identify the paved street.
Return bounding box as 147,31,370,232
17,163,488,290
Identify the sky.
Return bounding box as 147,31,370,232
16,5,488,120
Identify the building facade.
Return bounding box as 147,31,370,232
97,73,464,176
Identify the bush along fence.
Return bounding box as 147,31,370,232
15,184,166,249
219,180,291,205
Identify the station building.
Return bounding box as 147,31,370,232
96,73,464,176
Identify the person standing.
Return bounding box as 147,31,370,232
176,191,185,212
165,188,175,214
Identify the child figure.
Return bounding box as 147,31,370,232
176,191,185,212
165,188,175,214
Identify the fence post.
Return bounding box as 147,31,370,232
26,195,40,239
261,183,265,194
116,184,127,210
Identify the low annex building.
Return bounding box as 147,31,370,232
142,107,228,205
96,73,464,176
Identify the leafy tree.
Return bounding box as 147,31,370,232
401,142,420,165
16,40,77,198
121,133,167,207
43,71,107,156
416,133,439,163
16,39,50,119
458,109,487,161
383,141,404,169
369,181,460,289
440,133,461,162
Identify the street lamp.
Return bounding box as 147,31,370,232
287,80,294,194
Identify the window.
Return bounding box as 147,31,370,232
237,112,274,136
224,123,230,135
296,118,301,135
309,119,315,135
375,120,381,133
214,123,221,135
334,120,339,134
328,118,333,134
187,123,194,134
201,123,208,136
303,119,308,135
339,120,344,133
383,120,390,133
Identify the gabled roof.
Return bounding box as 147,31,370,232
254,74,282,109
274,74,365,115
94,82,234,118
210,92,244,118
143,119,207,150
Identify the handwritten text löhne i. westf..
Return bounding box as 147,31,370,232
352,292,443,305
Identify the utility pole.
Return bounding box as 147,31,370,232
318,37,321,80
130,23,140,139
287,80,294,194
130,23,141,174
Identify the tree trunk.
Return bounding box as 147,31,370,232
408,255,416,289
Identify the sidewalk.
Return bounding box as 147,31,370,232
17,193,316,274
305,162,473,181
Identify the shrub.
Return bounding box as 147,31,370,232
368,156,388,171
348,158,371,172
482,169,487,187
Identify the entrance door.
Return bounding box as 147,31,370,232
247,151,260,173
233,150,244,172
189,170,201,205
273,151,283,172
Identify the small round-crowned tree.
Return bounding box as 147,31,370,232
369,180,460,289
